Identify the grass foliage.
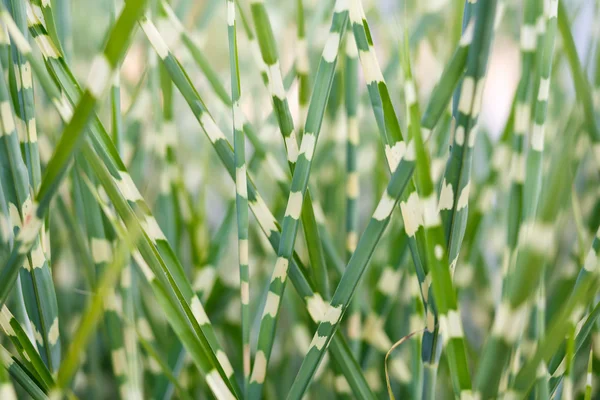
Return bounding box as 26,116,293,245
0,0,600,398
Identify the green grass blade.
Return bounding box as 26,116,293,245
0,304,54,390
0,0,148,324
504,0,537,287
225,0,251,390
286,144,416,399
557,1,600,147
248,0,299,168
55,230,131,391
509,269,599,397
440,0,497,279
0,26,60,373
400,30,472,397
17,10,243,397
1,346,47,400
248,3,349,398
139,11,374,400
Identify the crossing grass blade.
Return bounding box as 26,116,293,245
247,2,349,398
0,0,148,326
3,5,241,398
2,0,61,374
237,0,333,301
475,71,576,400
285,128,417,399
138,9,375,400
28,14,241,397
159,0,339,299
0,53,59,379
399,29,473,399
0,303,54,390
11,6,365,392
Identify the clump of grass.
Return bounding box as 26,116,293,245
0,0,599,399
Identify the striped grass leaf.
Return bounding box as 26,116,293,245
0,303,54,390
475,86,579,397
238,0,335,348
440,0,497,281
5,3,241,398
23,8,364,399
344,29,361,358
458,92,517,271
0,0,148,330
495,0,543,390
509,261,600,397
30,0,64,58
521,2,560,395
347,0,473,387
17,10,243,398
138,11,375,400
399,30,472,399
504,0,537,283
348,0,403,155
237,0,334,302
0,29,60,373
347,2,439,377
0,345,48,400
247,2,349,398
225,0,252,389
344,35,359,265
78,160,240,399
247,0,299,169
286,131,416,400
344,6,478,394
7,0,42,192
159,2,338,295
522,0,548,221
1,1,598,398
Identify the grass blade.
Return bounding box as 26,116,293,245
225,0,252,390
